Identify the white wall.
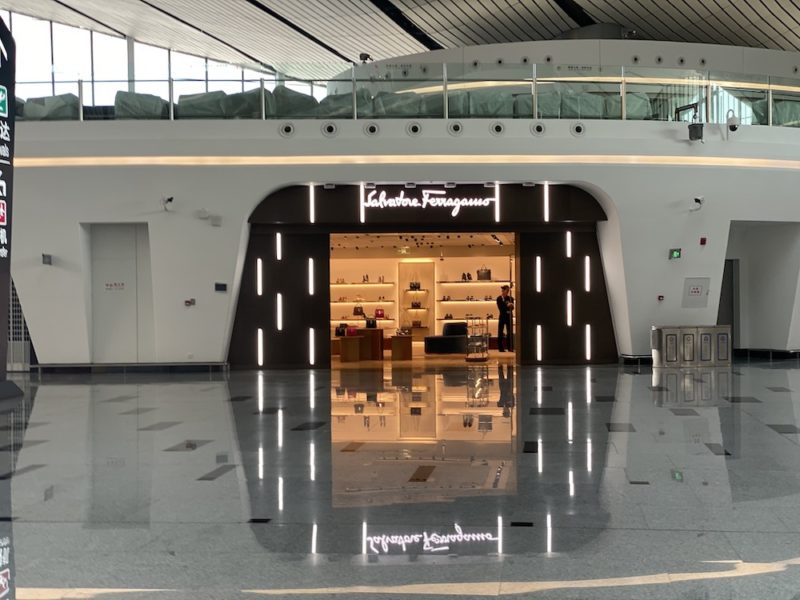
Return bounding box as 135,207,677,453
11,116,800,363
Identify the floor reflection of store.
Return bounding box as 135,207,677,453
331,365,517,507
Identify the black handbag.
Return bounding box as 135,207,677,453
477,265,492,280
353,304,364,316
365,318,377,328
335,323,347,336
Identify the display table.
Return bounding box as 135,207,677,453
356,328,384,360
391,335,413,360
339,336,362,362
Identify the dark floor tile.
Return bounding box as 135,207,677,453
768,424,800,434
522,441,539,453
44,485,54,501
248,518,271,524
341,442,364,452
291,421,327,431
253,407,279,415
119,407,156,415
138,421,181,431
510,521,534,527
0,464,45,480
767,386,793,392
529,407,565,415
607,423,636,432
724,396,762,403
648,386,669,392
101,395,136,403
534,386,553,391
197,464,236,481
229,395,252,402
629,480,650,485
409,466,435,482
164,439,212,452
705,443,731,456
595,395,616,403
670,408,699,416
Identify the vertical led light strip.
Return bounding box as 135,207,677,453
543,182,550,222
308,258,315,295
256,258,263,296
308,184,316,223
257,328,264,367
258,446,264,480
311,523,318,554
309,372,316,411
359,182,366,224
546,513,553,553
362,522,368,555
566,231,572,258
585,324,592,361
568,470,574,497
278,476,284,511
309,442,316,481
276,293,283,331
497,516,503,554
276,232,282,261
535,256,542,292
584,256,591,292
536,325,543,362
277,408,284,449
308,328,316,366
566,290,573,327
494,182,501,222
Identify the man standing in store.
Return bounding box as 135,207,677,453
496,285,514,352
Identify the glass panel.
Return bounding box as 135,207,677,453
14,13,52,98
134,42,169,100
710,72,769,125
92,32,129,107
770,75,800,127
623,67,707,122
243,69,274,92
207,59,244,95
534,64,622,120
171,51,207,99
354,62,444,119
449,62,532,119
53,22,91,83
272,77,322,119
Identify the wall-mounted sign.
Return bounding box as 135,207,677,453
366,524,498,555
104,282,125,291
0,18,15,382
668,248,682,260
359,185,500,224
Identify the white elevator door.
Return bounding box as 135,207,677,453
90,224,154,363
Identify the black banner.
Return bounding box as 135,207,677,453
0,18,14,384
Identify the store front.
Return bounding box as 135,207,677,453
228,183,617,369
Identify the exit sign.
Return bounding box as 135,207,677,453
669,248,682,260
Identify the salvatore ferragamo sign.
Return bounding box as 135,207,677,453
359,185,501,223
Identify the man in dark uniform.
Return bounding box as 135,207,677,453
496,285,514,352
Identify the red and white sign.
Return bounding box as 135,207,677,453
0,200,6,226
0,568,10,598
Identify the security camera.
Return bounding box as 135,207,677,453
726,109,740,132
165,196,174,204
690,196,704,212
359,53,372,63
161,196,174,211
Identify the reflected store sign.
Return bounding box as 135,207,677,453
360,185,500,223
366,524,498,555
0,536,10,598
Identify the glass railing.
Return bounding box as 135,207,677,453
13,62,800,127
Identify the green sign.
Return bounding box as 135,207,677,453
669,248,682,260
0,85,6,119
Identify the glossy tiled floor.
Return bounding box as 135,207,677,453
4,358,800,599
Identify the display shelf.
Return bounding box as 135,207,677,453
437,280,511,284
330,318,396,323
438,318,498,321
330,300,395,304
405,307,429,310
403,289,430,292
330,282,395,286
438,299,496,303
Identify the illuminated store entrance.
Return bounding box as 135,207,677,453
228,183,617,369
329,233,517,361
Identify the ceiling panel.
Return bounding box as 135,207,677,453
256,0,427,61
0,0,117,35
392,0,578,46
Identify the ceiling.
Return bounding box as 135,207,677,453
5,0,800,79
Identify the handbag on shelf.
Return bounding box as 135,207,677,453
374,307,385,318
411,301,422,309
365,318,377,328
411,320,422,328
346,326,358,336
409,281,421,291
477,265,492,280
335,323,347,336
352,304,364,316
354,403,365,414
